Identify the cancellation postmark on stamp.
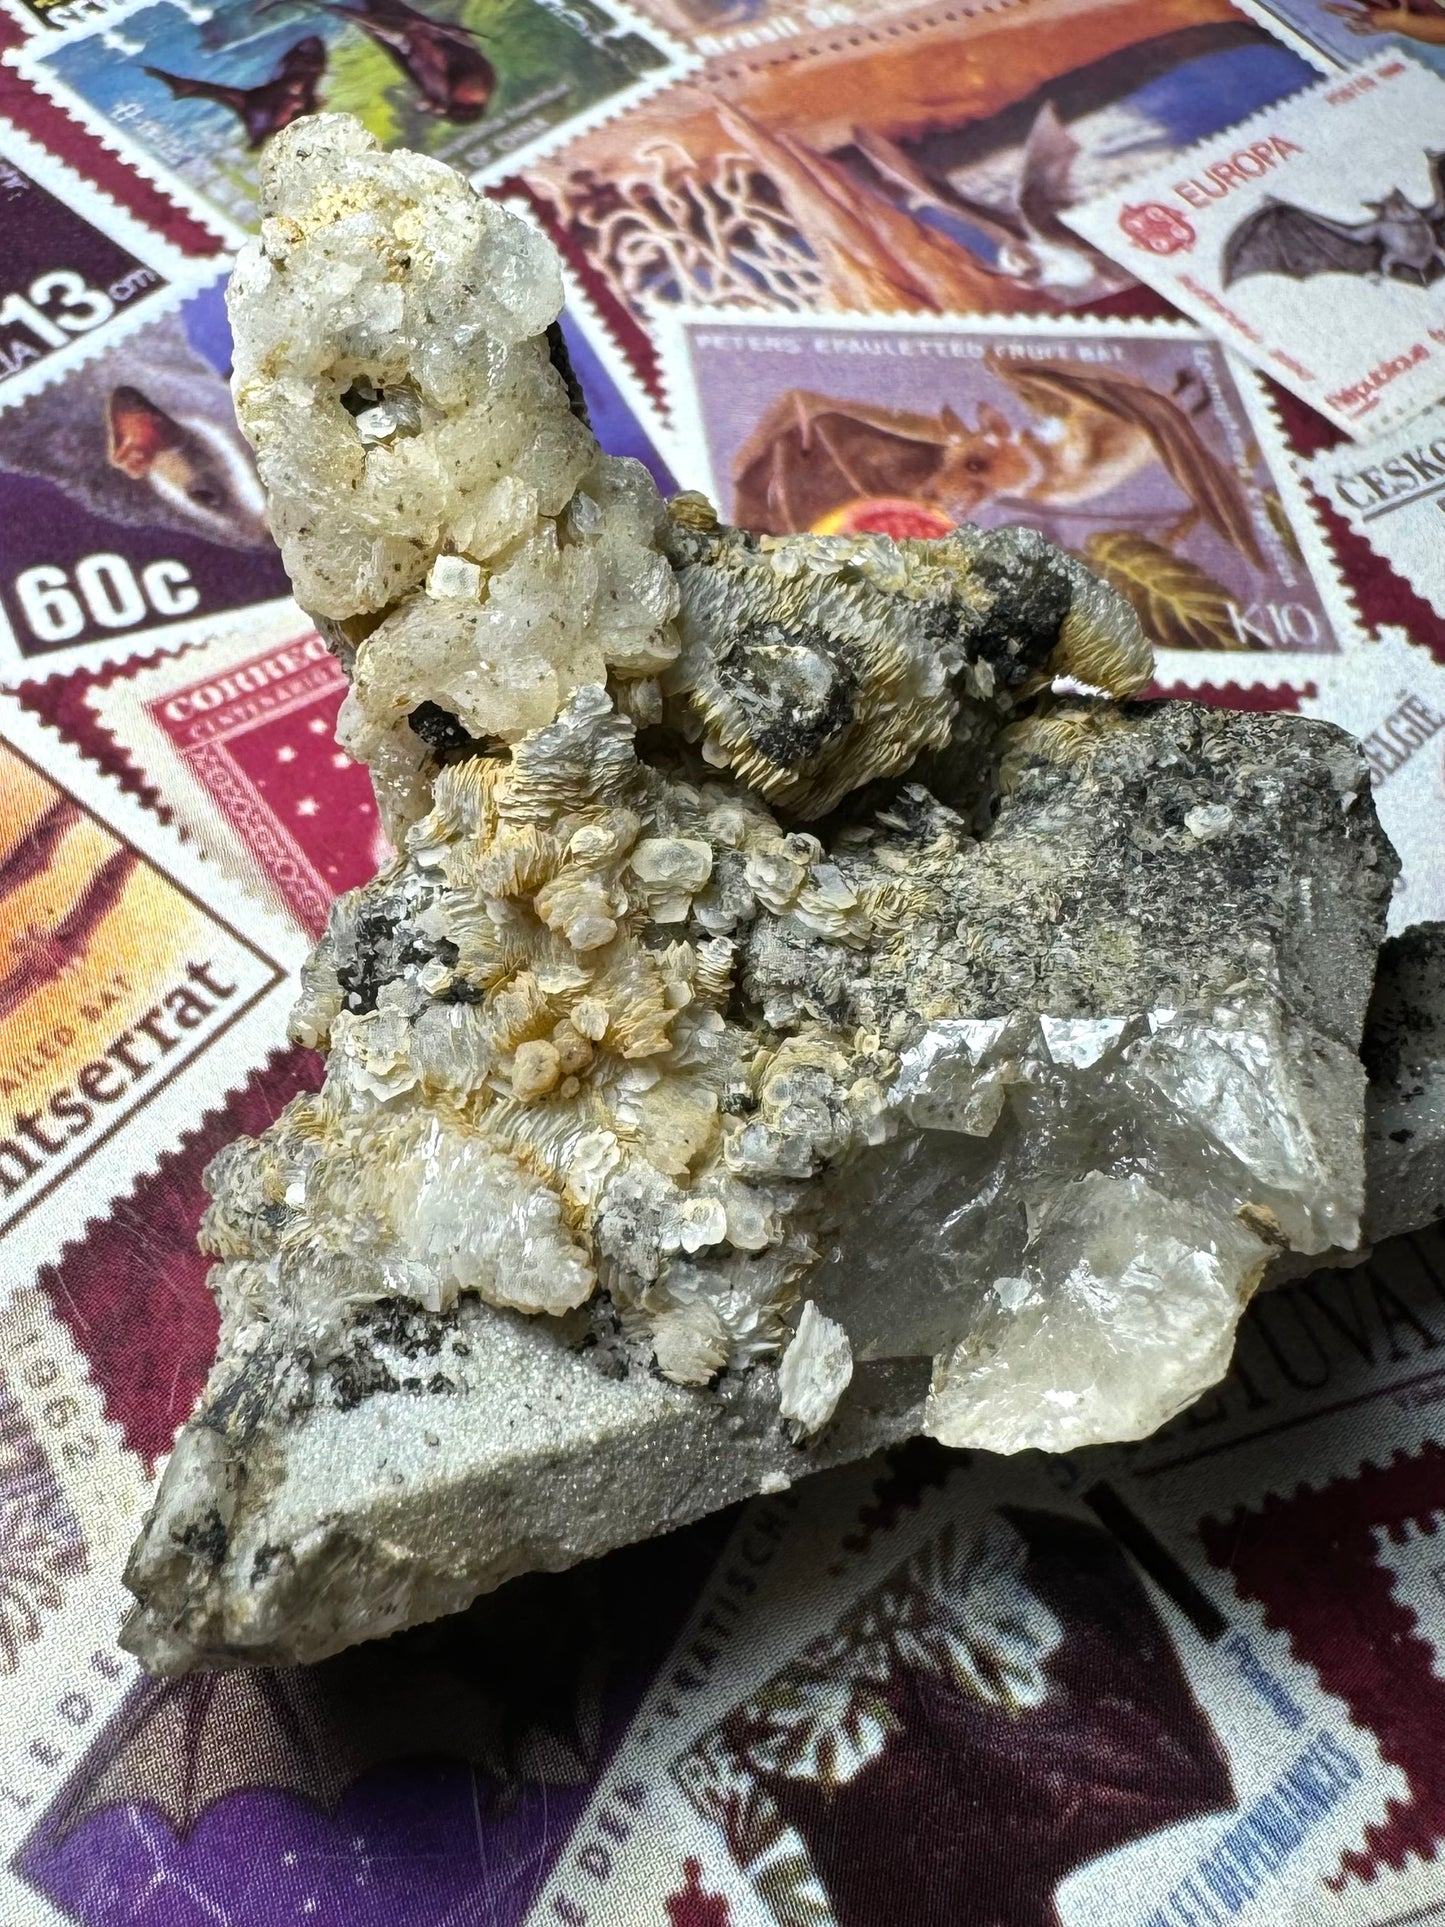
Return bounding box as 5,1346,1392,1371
1064,52,1445,440
517,0,1318,365
1303,403,1445,620
16,0,690,235
82,607,390,937
527,1437,1412,1927
0,119,191,406
0,695,305,1290
0,273,293,678
658,308,1357,679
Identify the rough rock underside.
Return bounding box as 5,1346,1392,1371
123,116,1411,1672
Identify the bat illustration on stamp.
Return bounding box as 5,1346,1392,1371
0,279,292,672
142,36,328,150
1223,148,1445,286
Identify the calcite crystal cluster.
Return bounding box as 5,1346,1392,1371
122,116,1408,1671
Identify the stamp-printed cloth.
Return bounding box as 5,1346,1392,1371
2,0,1445,1921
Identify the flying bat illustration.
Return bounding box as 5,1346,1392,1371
1222,151,1445,288
732,360,1263,567
143,36,326,148
29,1535,723,1854
292,0,495,121
853,103,1132,301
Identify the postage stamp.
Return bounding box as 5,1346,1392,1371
524,1431,1414,1927
0,693,306,1291
517,0,1318,353
1064,52,1445,441
1099,1218,1445,1921
0,272,294,679
657,307,1358,680
82,606,390,938
554,269,679,491
0,1283,151,1927
1303,403,1445,622
16,0,691,234
1234,0,1445,82
1290,625,1445,931
0,117,192,408
10,1499,732,1927
621,0,920,54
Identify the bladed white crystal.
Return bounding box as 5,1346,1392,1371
116,114,1410,1674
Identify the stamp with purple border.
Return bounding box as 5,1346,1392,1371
0,271,294,680
0,118,193,407
1064,52,1445,440
657,307,1360,686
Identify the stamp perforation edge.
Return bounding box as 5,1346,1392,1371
79,597,355,931
0,689,308,1295
0,118,222,412
650,301,1370,690
9,0,702,206
4,35,251,251
1212,0,1339,77
0,261,285,683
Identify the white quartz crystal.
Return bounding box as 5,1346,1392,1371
117,116,1408,1673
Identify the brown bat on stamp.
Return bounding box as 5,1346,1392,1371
732,355,1263,565
280,0,496,122
143,37,328,149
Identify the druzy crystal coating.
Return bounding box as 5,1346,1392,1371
121,117,1402,1672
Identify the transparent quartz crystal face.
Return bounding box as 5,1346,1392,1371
807,996,1364,1449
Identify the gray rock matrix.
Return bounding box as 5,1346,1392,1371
123,116,1417,1672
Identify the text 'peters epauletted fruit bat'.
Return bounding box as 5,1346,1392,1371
1222,150,1445,288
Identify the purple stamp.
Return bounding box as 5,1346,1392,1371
659,308,1354,669
0,119,189,403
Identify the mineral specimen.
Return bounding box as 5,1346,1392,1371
122,116,1412,1671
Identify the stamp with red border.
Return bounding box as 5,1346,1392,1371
0,692,305,1291
526,1423,1419,1927
79,606,389,938
1064,53,1445,440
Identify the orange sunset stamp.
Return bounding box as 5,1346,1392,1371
0,700,305,1288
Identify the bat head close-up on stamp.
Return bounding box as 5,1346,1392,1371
0,277,292,676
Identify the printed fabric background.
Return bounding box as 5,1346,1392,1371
0,0,1443,1923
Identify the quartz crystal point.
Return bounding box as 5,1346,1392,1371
121,115,1405,1671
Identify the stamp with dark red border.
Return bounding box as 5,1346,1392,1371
0,694,304,1288
81,608,389,938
